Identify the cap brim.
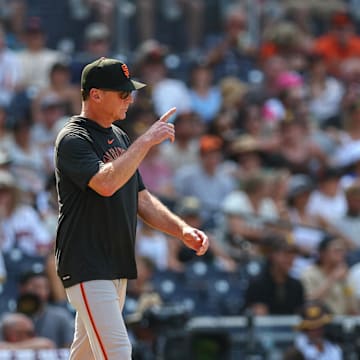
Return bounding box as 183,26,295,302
295,314,332,330
131,79,146,90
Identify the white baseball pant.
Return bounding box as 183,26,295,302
66,279,131,360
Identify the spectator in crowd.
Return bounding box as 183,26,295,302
9,116,46,196
17,271,74,348
219,76,248,115
220,172,280,262
307,167,347,224
258,55,289,98
305,53,345,128
284,174,326,277
294,301,343,359
0,312,55,350
226,134,265,183
159,110,201,174
261,70,305,126
332,179,360,249
300,233,358,315
0,105,14,155
70,22,113,84
208,108,240,143
204,3,257,82
139,144,175,200
32,61,81,122
174,134,235,228
133,39,192,117
312,11,360,75
340,100,360,144
0,24,21,108
259,21,311,73
283,347,305,360
82,0,117,39
338,57,360,111
244,233,305,315
31,94,67,175
16,16,60,93
0,170,52,257
126,256,161,312
136,221,173,271
266,168,291,219
271,117,328,175
172,196,237,271
35,173,58,238
238,100,280,151
188,61,222,124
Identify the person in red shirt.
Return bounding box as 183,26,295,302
312,11,360,75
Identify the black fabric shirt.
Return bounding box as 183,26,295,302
54,116,145,288
245,266,305,315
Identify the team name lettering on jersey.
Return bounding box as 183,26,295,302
103,147,126,162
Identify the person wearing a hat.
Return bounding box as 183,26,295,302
54,57,209,359
132,39,192,119
293,301,342,359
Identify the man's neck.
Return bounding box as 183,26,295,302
80,105,112,128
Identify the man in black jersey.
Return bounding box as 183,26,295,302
54,57,209,360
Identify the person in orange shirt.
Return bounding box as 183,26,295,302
312,11,360,75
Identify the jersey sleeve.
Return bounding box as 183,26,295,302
136,169,146,192
56,134,102,190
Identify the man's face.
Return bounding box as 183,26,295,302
95,89,134,121
21,275,50,303
271,249,296,273
200,150,222,172
12,318,35,342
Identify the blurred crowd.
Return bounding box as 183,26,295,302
0,0,360,358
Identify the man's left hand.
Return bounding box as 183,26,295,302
182,227,209,256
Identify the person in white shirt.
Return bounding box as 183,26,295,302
0,25,22,107
16,17,60,94
294,301,343,360
0,170,52,257
307,167,347,223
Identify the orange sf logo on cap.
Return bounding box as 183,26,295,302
121,64,130,78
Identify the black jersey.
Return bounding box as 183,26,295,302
54,116,145,288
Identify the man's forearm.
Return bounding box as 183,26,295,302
138,190,187,240
88,108,176,197
89,137,151,196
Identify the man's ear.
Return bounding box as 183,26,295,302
90,88,101,101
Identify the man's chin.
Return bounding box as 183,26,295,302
116,112,127,121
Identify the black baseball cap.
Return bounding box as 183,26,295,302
81,57,146,92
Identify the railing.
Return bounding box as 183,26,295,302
0,349,69,359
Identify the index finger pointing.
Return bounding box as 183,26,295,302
159,107,177,122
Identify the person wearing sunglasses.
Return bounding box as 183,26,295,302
54,57,209,359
